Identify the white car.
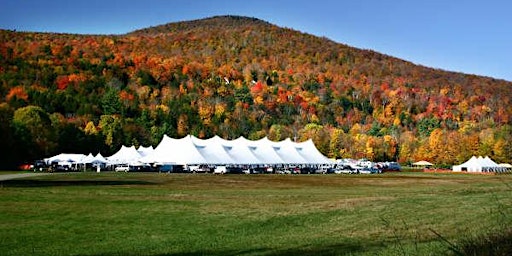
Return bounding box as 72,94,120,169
213,166,227,174
115,165,130,172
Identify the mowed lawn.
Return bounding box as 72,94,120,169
1,172,511,255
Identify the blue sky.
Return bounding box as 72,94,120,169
1,0,511,81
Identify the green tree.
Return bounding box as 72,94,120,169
0,104,19,168
12,105,56,160
101,78,123,115
418,117,440,138
367,121,383,137
99,115,123,150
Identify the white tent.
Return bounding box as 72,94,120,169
246,137,285,164
80,153,96,164
191,135,236,164
107,145,142,164
141,135,208,165
93,153,107,164
412,160,433,167
273,138,308,164
295,139,333,165
137,146,154,157
452,156,507,172
499,163,512,168
223,136,261,165
140,134,332,166
44,153,86,165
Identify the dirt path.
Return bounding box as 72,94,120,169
0,172,52,181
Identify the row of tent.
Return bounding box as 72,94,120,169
44,135,333,166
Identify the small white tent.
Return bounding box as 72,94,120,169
412,160,433,167
93,153,107,164
80,153,96,164
44,153,86,165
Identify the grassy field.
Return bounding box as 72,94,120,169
1,172,511,255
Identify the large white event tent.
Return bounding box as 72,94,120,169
452,156,508,173
139,134,333,166
46,135,333,167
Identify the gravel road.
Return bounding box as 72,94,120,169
0,172,52,181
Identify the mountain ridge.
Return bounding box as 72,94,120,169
127,15,509,82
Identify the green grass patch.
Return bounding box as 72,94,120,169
1,172,511,255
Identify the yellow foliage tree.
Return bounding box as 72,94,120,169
84,121,98,135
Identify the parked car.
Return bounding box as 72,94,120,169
382,162,401,172
359,167,380,174
334,164,356,174
115,165,130,172
314,165,332,174
227,166,245,174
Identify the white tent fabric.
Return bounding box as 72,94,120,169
273,138,308,164
93,153,107,164
46,135,333,167
107,145,142,164
246,137,285,164
80,153,96,164
191,135,237,164
412,160,433,166
223,137,261,165
453,156,507,172
140,135,208,165
295,139,333,164
137,146,154,157
140,134,332,166
44,153,86,165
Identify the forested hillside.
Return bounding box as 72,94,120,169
1,15,511,168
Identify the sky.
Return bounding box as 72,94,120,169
1,0,511,81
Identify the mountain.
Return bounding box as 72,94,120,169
0,15,511,168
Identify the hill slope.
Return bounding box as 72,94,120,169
0,15,511,167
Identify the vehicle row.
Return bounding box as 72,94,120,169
29,161,401,174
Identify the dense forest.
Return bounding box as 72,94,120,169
1,15,511,168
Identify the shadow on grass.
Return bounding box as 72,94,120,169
0,179,156,187
151,241,375,256
450,228,512,256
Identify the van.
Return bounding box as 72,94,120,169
213,166,227,174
